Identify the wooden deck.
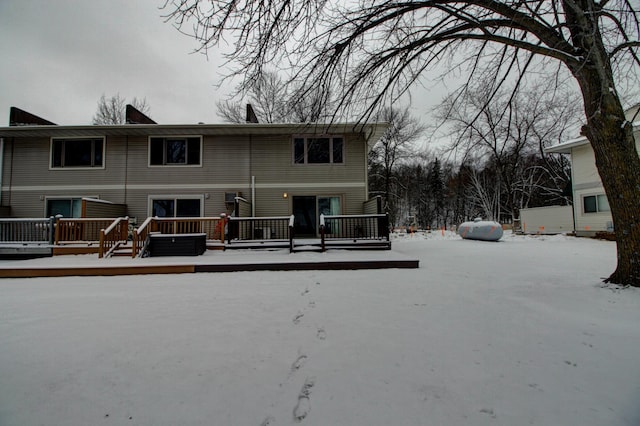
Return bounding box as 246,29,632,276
0,258,418,278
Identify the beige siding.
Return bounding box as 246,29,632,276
251,134,366,184
251,133,367,215
1,130,370,218
125,135,250,186
83,199,126,218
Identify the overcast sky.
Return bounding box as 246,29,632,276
0,0,233,125
0,0,461,129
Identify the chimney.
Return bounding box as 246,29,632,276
125,104,156,124
9,107,56,126
246,104,259,123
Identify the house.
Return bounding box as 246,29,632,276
544,104,640,237
0,106,388,238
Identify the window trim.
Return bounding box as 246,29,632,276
148,135,203,168
292,135,345,165
147,194,205,217
49,137,106,170
582,193,610,214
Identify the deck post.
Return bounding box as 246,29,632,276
48,216,55,245
54,215,62,245
98,229,105,258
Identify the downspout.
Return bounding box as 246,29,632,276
250,133,255,217
124,135,128,207
251,175,256,217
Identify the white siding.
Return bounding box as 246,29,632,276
520,206,574,234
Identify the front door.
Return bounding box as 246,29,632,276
292,196,317,236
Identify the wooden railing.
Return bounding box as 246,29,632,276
132,216,154,258
131,217,225,258
55,217,118,245
0,217,55,244
227,216,292,244
320,214,390,251
98,217,129,258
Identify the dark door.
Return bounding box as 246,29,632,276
292,196,316,236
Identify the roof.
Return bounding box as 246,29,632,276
0,122,390,151
544,136,590,154
545,120,640,154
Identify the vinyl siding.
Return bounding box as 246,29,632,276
126,135,251,186
1,130,370,218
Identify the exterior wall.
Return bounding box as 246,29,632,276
0,129,370,220
520,206,574,234
569,128,640,236
82,199,127,218
251,133,367,216
363,196,382,215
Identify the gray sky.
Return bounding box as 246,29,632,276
0,0,229,125
0,0,456,129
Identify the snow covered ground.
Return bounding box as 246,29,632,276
1,232,639,426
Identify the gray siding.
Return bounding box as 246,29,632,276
1,130,370,218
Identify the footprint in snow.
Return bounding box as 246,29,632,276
316,328,327,340
293,377,315,422
293,311,304,324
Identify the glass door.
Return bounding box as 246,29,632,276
292,196,317,237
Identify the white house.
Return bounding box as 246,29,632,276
544,104,640,236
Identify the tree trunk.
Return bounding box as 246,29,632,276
565,0,640,285
580,92,640,286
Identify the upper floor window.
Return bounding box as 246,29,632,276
583,194,610,213
51,137,104,168
149,136,201,166
293,136,344,164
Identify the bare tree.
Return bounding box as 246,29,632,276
163,0,640,286
92,94,150,125
368,106,424,226
216,70,333,123
438,80,581,220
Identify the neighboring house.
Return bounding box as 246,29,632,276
0,106,388,237
544,104,640,236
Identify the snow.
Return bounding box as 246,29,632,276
1,232,639,426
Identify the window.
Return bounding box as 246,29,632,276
583,194,610,213
46,198,83,218
151,197,202,217
51,138,104,168
149,137,201,166
293,136,344,164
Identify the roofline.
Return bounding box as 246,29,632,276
0,121,390,150
545,121,640,154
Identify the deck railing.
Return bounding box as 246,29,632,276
98,217,129,258
227,216,292,244
131,217,225,258
0,217,55,244
320,214,390,251
132,217,154,258
55,217,119,244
